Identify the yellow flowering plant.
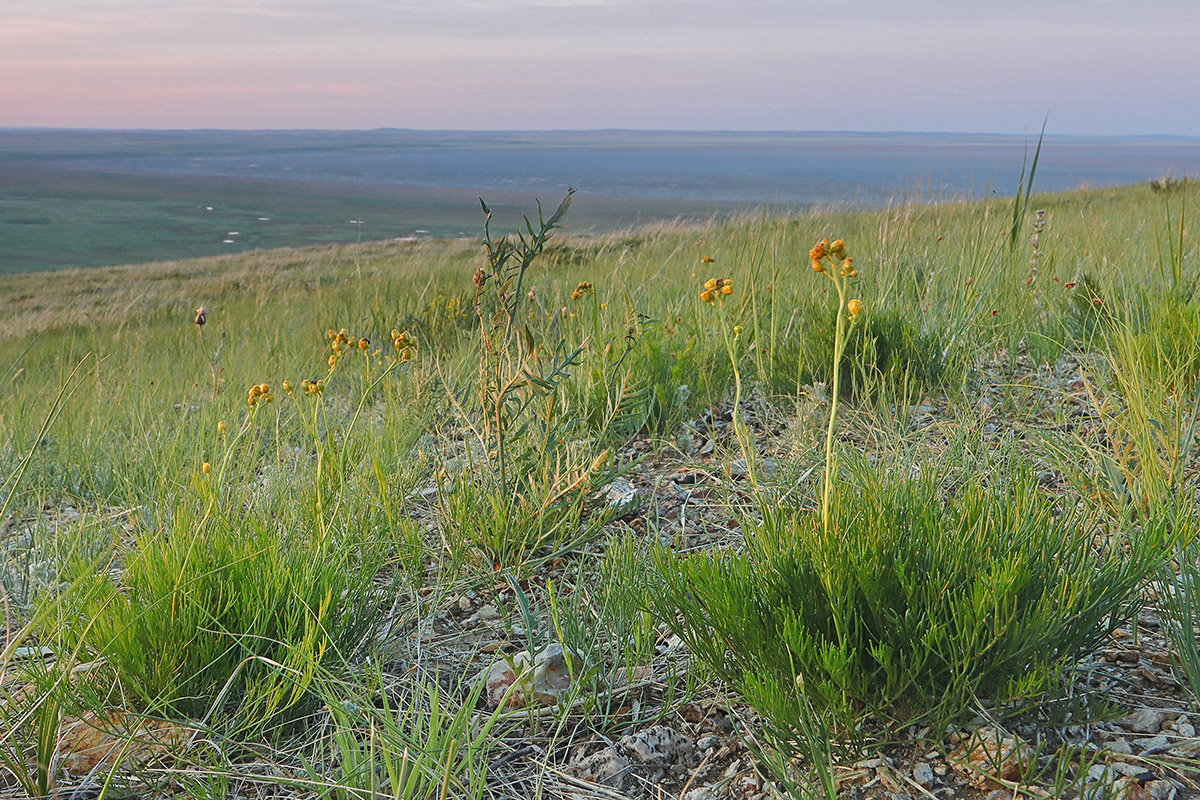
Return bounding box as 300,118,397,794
809,238,864,533
698,268,760,491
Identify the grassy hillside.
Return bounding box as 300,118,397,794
1,181,1198,798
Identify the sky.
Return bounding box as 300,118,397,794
3,0,1199,135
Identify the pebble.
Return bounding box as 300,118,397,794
467,605,500,625
1168,738,1200,757
479,643,579,708
1148,779,1178,800
1139,735,1171,754
1106,738,1133,755
912,761,935,787
1119,708,1168,734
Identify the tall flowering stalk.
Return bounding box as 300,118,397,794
809,238,863,533
700,271,758,493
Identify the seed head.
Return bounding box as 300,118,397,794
194,305,208,326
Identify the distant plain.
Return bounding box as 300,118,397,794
2,128,1199,273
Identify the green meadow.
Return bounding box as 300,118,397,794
1,178,1198,798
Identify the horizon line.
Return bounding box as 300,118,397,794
4,126,1200,141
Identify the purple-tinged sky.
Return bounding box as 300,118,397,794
3,0,1198,134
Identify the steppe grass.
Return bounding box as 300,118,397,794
1,178,1198,797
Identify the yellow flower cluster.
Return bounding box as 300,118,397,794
700,277,734,304
247,382,273,407
809,238,863,321
391,329,416,362
570,281,594,301
299,378,325,395
809,238,855,276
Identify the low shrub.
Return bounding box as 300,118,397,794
644,466,1158,738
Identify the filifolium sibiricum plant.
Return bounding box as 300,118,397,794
641,237,1158,797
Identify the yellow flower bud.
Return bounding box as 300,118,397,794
218,420,227,435
282,380,293,394
328,354,337,368
812,259,824,272
700,290,715,304
847,299,863,319
202,462,211,474
721,284,733,296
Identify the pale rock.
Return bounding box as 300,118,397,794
1114,762,1149,778
1148,779,1177,800
603,477,638,508
1118,708,1167,734
1106,738,1133,754
950,726,1034,788
480,643,579,708
467,604,500,626
1167,738,1200,757
610,664,652,688
1112,776,1154,800
912,761,936,787
1138,735,1170,754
